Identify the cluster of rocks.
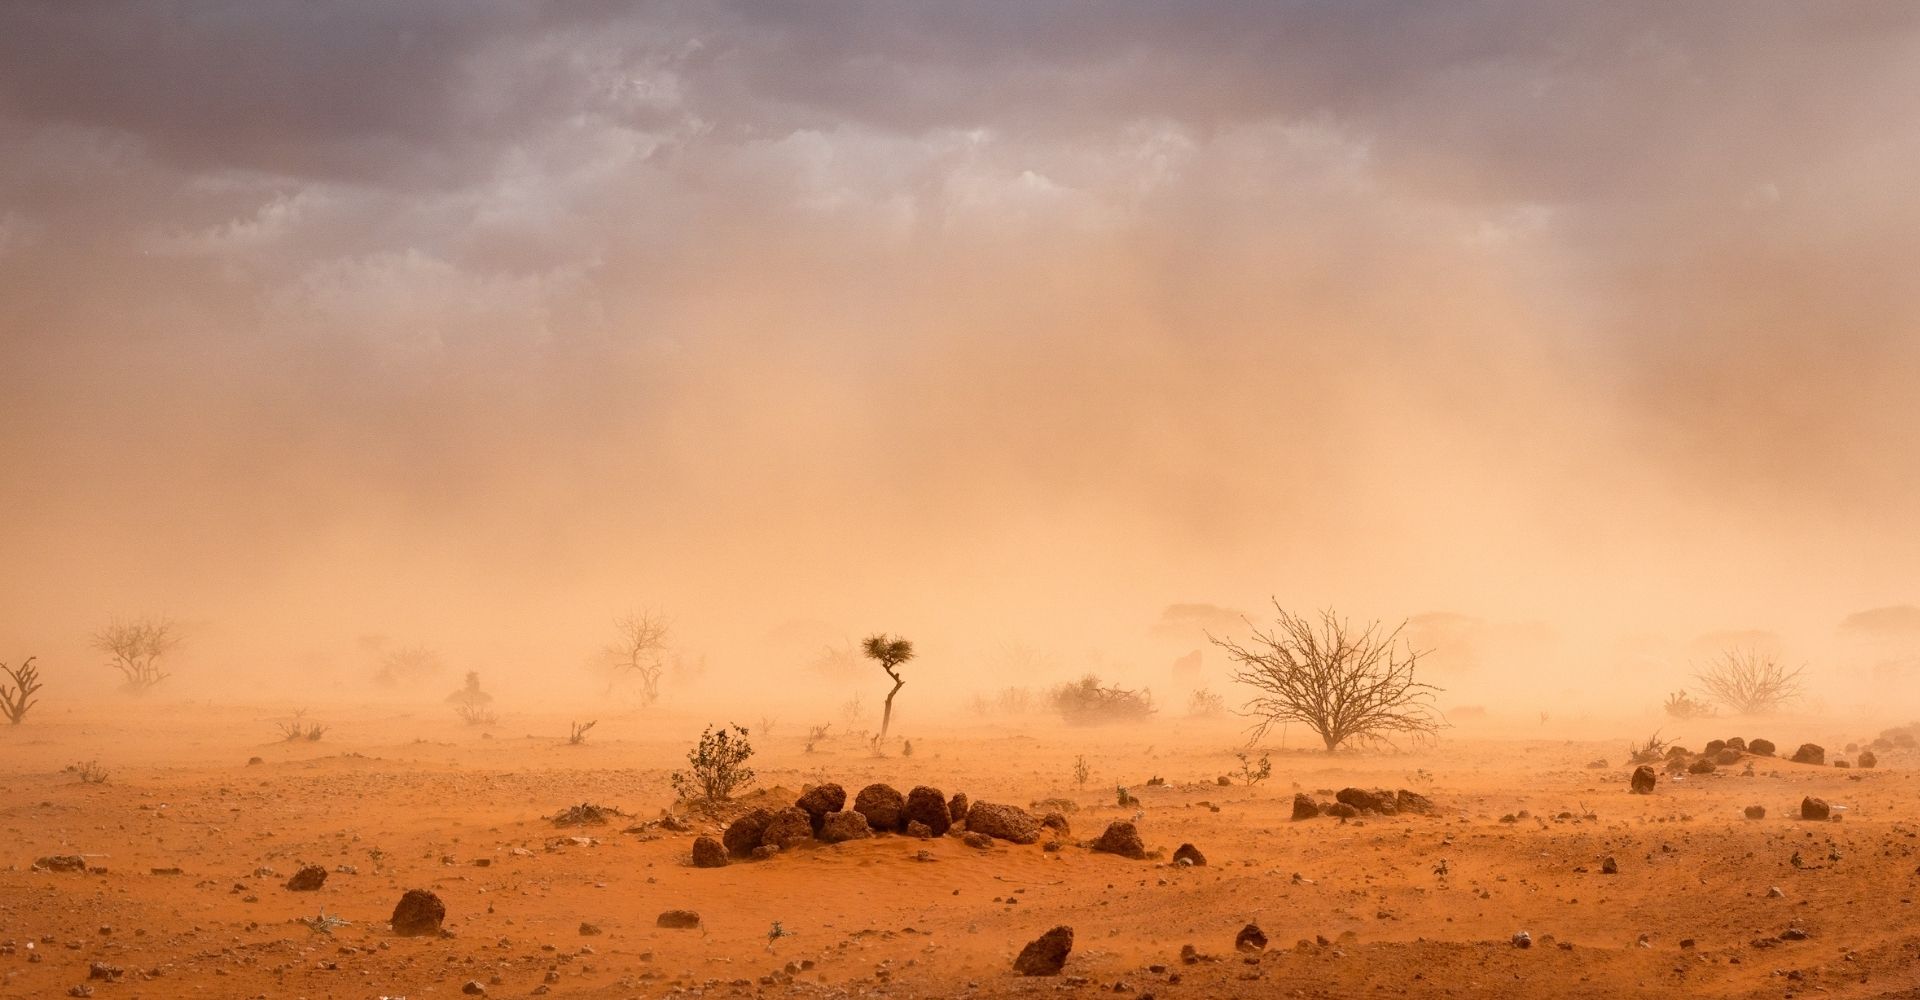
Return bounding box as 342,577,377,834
695,782,1174,866
1638,738,1877,785
1290,787,1436,820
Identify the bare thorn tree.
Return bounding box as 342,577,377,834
862,634,914,744
606,611,671,704
1694,647,1803,715
94,617,180,693
1209,603,1442,752
2,656,44,724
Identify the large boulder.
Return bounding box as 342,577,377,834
794,783,846,833
1089,821,1147,860
854,783,906,831
1859,749,1879,769
691,836,728,868
1172,843,1207,866
723,808,776,858
1703,739,1728,756
656,910,701,929
1725,737,1747,752
1748,738,1776,756
1801,796,1830,820
760,807,815,850
1630,765,1656,794
285,866,327,891
391,889,446,936
1291,793,1321,820
904,786,951,836
1791,743,1825,766
818,809,872,843
965,801,1042,844
1395,789,1437,814
1335,788,1396,814
1013,926,1073,976
947,792,970,826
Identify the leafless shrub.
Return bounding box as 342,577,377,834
93,617,180,693
1187,687,1226,718
1663,689,1713,721
447,671,496,725
1072,754,1091,789
1626,731,1672,764
1049,674,1155,725
1695,648,1804,715
568,720,597,745
69,760,108,784
1210,603,1442,752
604,610,670,704
2,656,44,724
373,645,444,687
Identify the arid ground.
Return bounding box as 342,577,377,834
3,708,1918,1000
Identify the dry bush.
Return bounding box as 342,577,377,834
1210,603,1441,752
1050,674,1155,725
69,760,108,784
1663,689,1713,721
568,720,596,745
277,709,327,742
447,671,496,725
1187,687,1226,718
1695,648,1803,715
1,657,43,724
670,723,756,803
373,645,444,687
94,617,179,692
1626,731,1672,764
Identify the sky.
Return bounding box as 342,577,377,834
2,2,1918,708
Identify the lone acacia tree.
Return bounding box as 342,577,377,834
2,656,43,724
1209,603,1441,752
1694,647,1803,714
94,617,180,693
606,611,670,703
862,633,914,744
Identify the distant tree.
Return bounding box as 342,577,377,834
374,645,445,687
862,634,915,744
2,656,44,724
93,617,180,693
606,611,671,704
447,670,496,725
670,723,756,802
1695,647,1803,715
1210,603,1442,752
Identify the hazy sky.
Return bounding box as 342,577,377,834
3,3,1918,698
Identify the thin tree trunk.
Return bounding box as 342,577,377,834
880,673,905,741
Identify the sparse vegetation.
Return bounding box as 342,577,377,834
568,720,597,745
1234,750,1272,785
605,610,671,704
373,645,445,687
94,616,180,693
862,633,915,744
1072,754,1091,789
1211,603,1441,752
1663,689,1713,721
1695,647,1804,715
447,671,496,725
1187,687,1225,718
670,723,756,803
839,693,865,733
69,760,108,784
277,709,327,742
1,656,43,724
1050,674,1154,725
1626,731,1673,765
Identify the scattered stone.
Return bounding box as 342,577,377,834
751,844,778,860
1859,750,1878,769
1630,765,1656,794
1800,797,1830,821
1235,924,1268,953
1704,739,1728,756
1585,758,1608,769
854,784,907,831
1726,737,1747,751
1511,931,1532,949
285,866,328,892
1687,758,1716,775
723,809,776,858
1600,856,1618,875
965,802,1042,844
1791,743,1825,766
86,962,122,981
1172,843,1207,867
1325,802,1360,819
1291,793,1320,820
962,832,994,849
1713,748,1743,766
1039,812,1071,839
1090,821,1147,860
551,803,624,827
578,922,602,936
1835,759,1851,769
1395,789,1436,814
947,792,970,825
462,980,486,994
1013,926,1073,976
246,756,263,766
1744,805,1766,820
795,783,847,833
150,866,182,876
1749,738,1776,756
904,786,952,836
759,807,815,850
819,810,872,843
1767,886,1785,898
906,820,933,839
656,910,701,929
391,889,446,936
691,836,728,868
1335,788,1395,814
1778,927,1808,941
34,856,87,873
